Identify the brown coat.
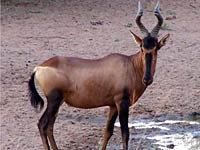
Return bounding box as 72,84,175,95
34,52,146,108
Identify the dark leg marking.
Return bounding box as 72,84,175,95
119,89,130,150
38,89,63,150
47,116,58,150
38,110,50,150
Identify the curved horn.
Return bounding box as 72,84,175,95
151,1,163,38
135,1,149,37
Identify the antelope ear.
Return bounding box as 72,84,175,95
158,34,170,50
130,30,142,46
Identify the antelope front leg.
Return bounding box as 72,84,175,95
101,106,118,150
116,92,130,150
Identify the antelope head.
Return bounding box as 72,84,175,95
131,1,170,86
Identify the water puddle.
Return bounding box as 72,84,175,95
115,115,200,150
59,112,200,149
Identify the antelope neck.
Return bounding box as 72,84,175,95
131,51,145,78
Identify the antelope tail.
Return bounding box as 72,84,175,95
28,72,44,112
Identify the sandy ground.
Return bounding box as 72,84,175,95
1,0,200,149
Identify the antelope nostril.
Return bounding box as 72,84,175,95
143,77,153,86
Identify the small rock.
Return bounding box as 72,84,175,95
167,144,175,149
90,20,104,26
165,16,176,20
124,23,133,28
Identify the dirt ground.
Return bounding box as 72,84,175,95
1,0,200,149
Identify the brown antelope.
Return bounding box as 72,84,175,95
28,1,169,150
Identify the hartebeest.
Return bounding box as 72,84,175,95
28,1,169,150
